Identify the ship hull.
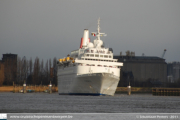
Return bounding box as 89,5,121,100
58,66,120,96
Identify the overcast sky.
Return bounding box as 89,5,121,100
0,0,180,62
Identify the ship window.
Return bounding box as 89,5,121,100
84,54,88,57
109,56,111,58
95,54,99,57
90,54,94,57
104,55,108,58
100,55,103,57
91,50,94,53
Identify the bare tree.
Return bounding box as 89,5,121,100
21,56,27,84
27,58,33,84
44,59,49,84
29,58,32,75
49,59,52,83
3,56,58,85
33,57,40,84
40,59,44,85
17,57,21,84
53,57,57,85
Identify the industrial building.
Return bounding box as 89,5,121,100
0,54,17,85
167,62,180,83
0,61,4,86
114,51,167,87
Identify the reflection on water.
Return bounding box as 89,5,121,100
0,92,180,113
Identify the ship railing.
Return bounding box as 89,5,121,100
78,63,118,68
85,50,109,54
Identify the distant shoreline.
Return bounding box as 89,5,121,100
0,86,58,92
0,86,152,93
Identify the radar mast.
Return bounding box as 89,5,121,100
91,18,107,40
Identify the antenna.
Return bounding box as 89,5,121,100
91,18,107,40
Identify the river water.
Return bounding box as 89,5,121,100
0,92,180,113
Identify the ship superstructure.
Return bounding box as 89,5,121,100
57,18,123,96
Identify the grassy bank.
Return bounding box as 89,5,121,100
0,86,58,92
0,86,14,92
0,86,152,93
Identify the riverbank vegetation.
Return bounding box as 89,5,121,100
1,57,57,86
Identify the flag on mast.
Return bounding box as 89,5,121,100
91,33,96,36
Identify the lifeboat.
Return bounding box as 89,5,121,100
66,57,70,62
59,59,63,63
62,58,66,63
70,57,75,63
58,57,75,64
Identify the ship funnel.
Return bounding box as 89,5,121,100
82,29,89,47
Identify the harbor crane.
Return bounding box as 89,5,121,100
162,49,166,58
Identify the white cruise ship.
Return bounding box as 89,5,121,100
57,18,123,96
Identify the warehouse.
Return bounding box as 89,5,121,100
114,51,167,87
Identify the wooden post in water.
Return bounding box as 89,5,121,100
23,80,26,93
127,82,131,95
49,81,52,94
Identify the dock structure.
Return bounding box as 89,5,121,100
12,85,57,93
152,88,180,96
